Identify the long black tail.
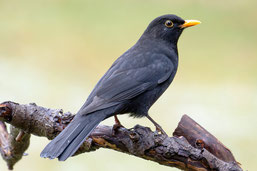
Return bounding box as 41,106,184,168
40,112,106,161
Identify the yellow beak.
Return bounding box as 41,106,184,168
180,20,201,28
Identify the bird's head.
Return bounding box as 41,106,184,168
142,14,201,45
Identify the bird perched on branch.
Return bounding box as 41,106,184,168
40,14,200,161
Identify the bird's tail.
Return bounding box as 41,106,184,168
40,112,106,161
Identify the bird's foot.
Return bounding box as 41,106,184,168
155,125,168,137
112,115,124,136
146,115,168,137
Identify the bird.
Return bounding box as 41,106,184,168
40,14,200,161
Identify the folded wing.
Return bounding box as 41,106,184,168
80,55,174,115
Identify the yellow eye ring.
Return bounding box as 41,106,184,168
165,20,173,28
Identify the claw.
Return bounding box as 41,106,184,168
146,115,168,136
155,124,168,136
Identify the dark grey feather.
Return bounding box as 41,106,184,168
80,54,173,115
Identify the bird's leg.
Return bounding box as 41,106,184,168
112,115,124,135
146,115,168,136
114,115,122,126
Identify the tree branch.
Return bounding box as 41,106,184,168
0,101,242,171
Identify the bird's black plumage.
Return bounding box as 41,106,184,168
40,14,200,161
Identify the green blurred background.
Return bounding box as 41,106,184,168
0,0,256,170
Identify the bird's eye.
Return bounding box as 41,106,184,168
165,20,174,28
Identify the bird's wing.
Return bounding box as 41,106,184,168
80,55,174,115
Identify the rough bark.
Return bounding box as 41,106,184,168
173,115,236,163
0,101,242,171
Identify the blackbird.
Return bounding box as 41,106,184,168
40,14,200,161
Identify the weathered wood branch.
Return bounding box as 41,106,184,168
0,101,242,171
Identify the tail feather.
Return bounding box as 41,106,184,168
40,112,106,160
40,123,83,159
58,122,99,161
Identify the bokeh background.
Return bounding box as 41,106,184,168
0,0,256,170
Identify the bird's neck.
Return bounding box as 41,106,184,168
135,36,179,67
138,35,179,59
139,34,178,49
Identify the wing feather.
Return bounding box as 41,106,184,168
80,54,174,115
